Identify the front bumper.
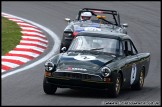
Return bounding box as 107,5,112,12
46,76,113,90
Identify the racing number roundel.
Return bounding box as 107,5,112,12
130,63,137,85
74,55,96,61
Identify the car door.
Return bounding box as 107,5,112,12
121,39,140,87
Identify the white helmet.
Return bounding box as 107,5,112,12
81,12,92,20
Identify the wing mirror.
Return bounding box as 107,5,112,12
122,23,128,28
61,47,67,52
65,18,71,23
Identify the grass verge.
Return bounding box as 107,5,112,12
2,17,21,55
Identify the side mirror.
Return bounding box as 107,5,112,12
65,18,71,23
122,23,128,28
61,47,67,52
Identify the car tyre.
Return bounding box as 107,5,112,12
131,69,144,90
43,77,57,94
108,73,121,98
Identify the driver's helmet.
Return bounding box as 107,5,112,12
80,12,92,21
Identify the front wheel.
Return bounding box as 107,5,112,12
131,69,144,90
108,73,121,98
43,77,57,94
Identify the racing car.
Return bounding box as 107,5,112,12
43,30,150,97
60,8,128,52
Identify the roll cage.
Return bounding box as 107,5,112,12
76,8,121,26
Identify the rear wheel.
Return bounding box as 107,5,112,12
108,73,121,98
43,77,57,94
131,69,144,90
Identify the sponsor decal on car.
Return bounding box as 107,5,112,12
72,67,87,71
65,66,87,71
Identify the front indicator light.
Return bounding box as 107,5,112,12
103,78,111,82
44,71,51,77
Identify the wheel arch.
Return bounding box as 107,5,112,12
118,70,124,87
142,65,146,78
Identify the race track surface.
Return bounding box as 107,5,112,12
2,1,161,105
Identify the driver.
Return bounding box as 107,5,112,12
80,12,92,21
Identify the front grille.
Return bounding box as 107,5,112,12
54,71,102,81
62,73,91,80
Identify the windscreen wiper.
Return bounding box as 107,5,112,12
90,48,104,51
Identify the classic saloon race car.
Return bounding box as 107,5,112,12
60,8,128,52
43,31,150,97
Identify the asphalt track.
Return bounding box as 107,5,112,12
1,1,161,106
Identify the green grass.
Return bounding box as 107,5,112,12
1,17,21,55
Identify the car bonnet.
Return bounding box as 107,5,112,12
57,51,115,73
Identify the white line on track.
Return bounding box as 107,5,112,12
21,31,45,37
2,56,30,62
9,50,39,57
1,69,6,73
2,62,19,68
20,27,42,32
20,40,47,47
22,36,48,42
2,15,14,18
8,19,24,22
17,22,38,28
16,45,45,52
2,12,60,79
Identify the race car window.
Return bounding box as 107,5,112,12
130,41,138,55
118,41,124,55
68,36,120,55
122,40,130,56
69,36,90,50
122,40,137,56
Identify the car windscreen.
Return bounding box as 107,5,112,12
68,36,121,55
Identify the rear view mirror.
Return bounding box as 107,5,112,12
61,47,67,52
122,23,128,28
65,18,71,23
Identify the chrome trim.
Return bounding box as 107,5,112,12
101,66,111,77
45,61,54,71
55,70,103,80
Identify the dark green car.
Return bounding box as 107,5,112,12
43,31,150,97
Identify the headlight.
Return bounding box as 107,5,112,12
101,67,111,77
64,32,72,37
45,61,56,72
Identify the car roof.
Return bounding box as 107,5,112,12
77,31,131,40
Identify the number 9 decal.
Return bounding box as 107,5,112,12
130,63,137,85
